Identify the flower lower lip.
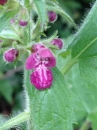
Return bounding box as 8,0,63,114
30,66,53,90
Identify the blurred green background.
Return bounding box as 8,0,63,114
0,0,95,129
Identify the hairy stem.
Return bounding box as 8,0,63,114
24,70,34,129
80,119,90,130
61,58,77,75
0,112,30,130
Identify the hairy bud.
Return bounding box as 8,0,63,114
3,48,19,62
48,11,57,23
51,38,63,49
0,40,2,43
19,20,28,26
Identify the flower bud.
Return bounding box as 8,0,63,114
51,38,63,49
0,0,7,5
10,19,15,24
0,40,2,43
30,67,53,90
19,20,28,26
3,48,19,62
48,11,57,23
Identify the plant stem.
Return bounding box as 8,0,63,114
61,34,97,75
61,58,77,75
0,112,30,130
80,119,90,130
24,70,34,129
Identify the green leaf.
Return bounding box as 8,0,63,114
0,1,20,32
24,67,75,130
0,80,14,103
79,57,97,113
33,0,47,26
63,1,97,113
0,5,4,10
31,19,42,40
62,1,97,74
0,10,18,32
66,63,97,113
61,60,87,117
0,30,23,43
24,0,31,9
70,1,97,59
7,0,20,10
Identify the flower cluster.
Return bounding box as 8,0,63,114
2,7,63,90
25,43,56,90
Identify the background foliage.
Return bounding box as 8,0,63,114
0,0,96,129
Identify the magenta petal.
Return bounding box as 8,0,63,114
39,48,56,67
25,53,36,70
39,48,54,58
45,57,56,68
32,43,45,52
30,67,53,90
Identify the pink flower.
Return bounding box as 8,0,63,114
25,43,56,90
3,48,19,62
51,38,63,49
48,11,58,23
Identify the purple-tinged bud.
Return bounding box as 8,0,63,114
19,20,28,26
30,66,53,90
48,11,57,23
51,38,63,49
0,40,2,43
0,0,7,5
10,19,15,24
3,48,19,62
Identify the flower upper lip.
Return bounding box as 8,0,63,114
25,46,56,70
